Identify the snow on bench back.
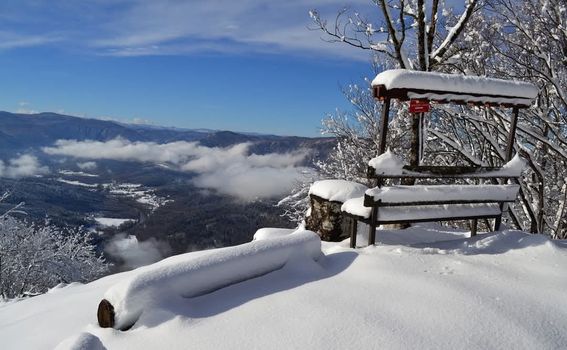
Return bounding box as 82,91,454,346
477,154,527,177
372,69,538,103
342,197,371,219
368,152,527,178
365,184,520,203
309,179,368,203
103,230,322,330
368,150,405,175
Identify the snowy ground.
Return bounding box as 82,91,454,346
105,183,171,211
59,170,99,177
1,225,566,350
94,218,134,228
55,172,172,211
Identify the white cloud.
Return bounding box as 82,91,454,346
90,0,370,60
0,154,49,178
1,1,371,60
192,164,312,200
0,30,61,50
43,138,310,200
104,234,171,270
15,101,38,115
77,161,97,170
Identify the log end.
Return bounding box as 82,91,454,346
97,299,115,328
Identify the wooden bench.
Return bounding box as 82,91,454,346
342,165,521,248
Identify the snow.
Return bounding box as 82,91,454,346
375,203,502,221
368,149,405,174
54,179,171,210
55,332,106,350
57,178,98,188
2,226,567,350
368,152,527,178
309,179,368,203
253,227,295,241
372,69,539,101
94,218,134,228
103,230,321,329
365,184,520,203
407,91,534,106
341,196,371,218
105,183,171,211
59,170,99,177
493,153,527,176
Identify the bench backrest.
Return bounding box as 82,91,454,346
363,184,520,207
367,165,521,179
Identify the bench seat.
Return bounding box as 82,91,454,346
343,199,502,223
342,183,521,248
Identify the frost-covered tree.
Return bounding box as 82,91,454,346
446,0,567,237
310,0,482,170
287,0,567,238
281,0,483,226
0,197,108,299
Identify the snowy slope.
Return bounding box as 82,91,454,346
1,226,567,350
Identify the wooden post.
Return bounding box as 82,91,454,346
494,216,502,231
349,218,358,249
378,97,391,156
418,112,426,163
470,219,478,237
368,204,379,246
499,106,520,231
410,113,421,167
505,107,520,162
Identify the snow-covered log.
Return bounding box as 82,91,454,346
98,230,322,330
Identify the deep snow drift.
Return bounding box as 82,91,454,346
1,226,567,350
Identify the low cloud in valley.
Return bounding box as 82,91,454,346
0,154,49,178
44,138,310,200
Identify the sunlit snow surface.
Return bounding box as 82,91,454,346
94,218,134,228
105,183,172,211
56,173,172,211
1,225,567,350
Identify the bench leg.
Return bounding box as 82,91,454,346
494,216,502,231
470,219,478,237
368,206,378,246
350,219,358,249
368,223,376,246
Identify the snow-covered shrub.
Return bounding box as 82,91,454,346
0,209,108,299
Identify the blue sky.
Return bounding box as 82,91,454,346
0,1,377,137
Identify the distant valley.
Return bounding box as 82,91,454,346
0,111,334,271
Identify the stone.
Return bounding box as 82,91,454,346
305,195,349,242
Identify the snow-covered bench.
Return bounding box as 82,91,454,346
342,152,525,247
